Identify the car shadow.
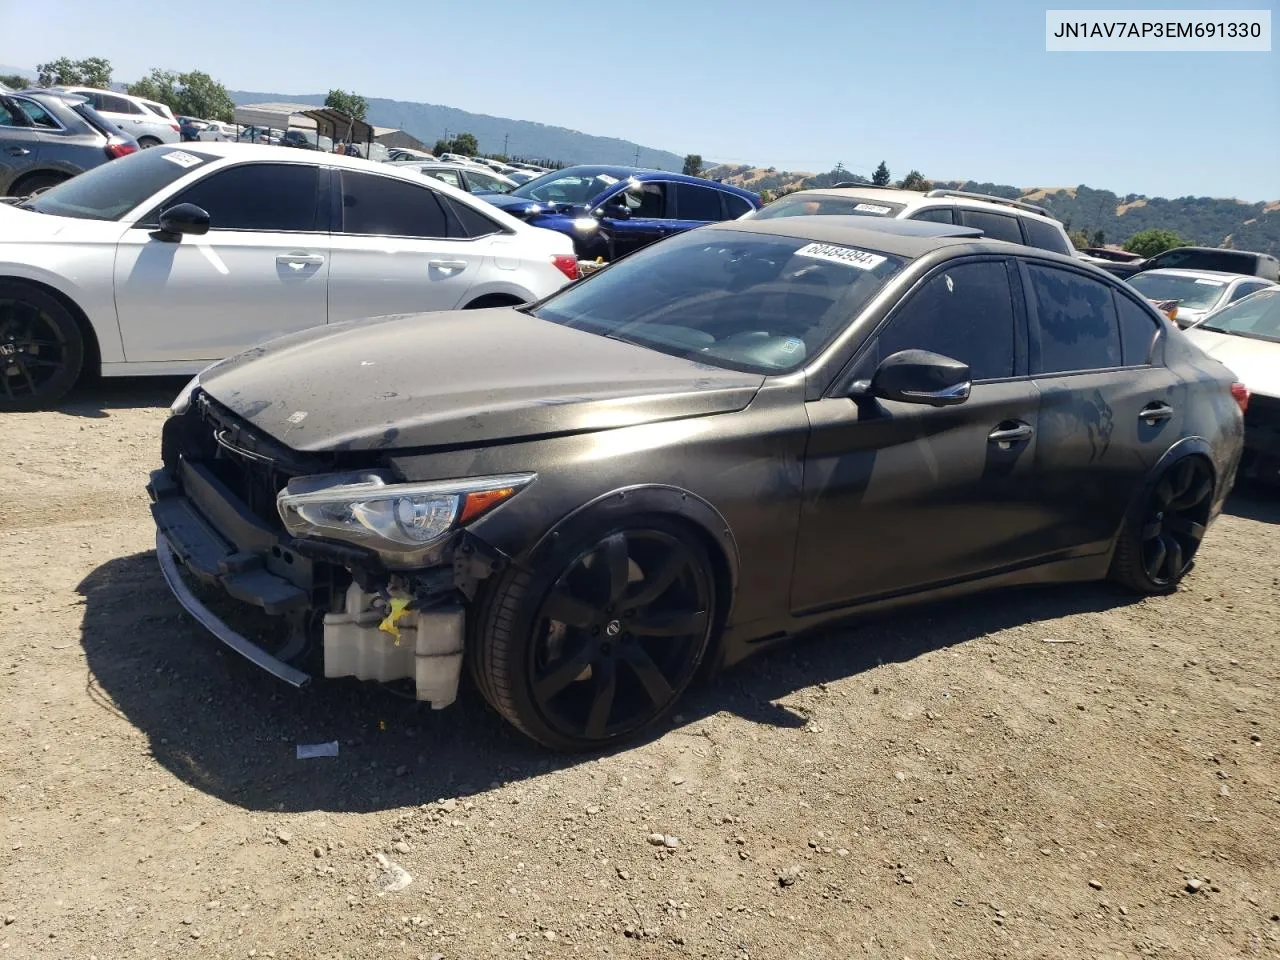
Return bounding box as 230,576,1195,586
1224,482,1280,524
78,550,1140,814
55,376,189,418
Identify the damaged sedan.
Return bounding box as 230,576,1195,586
149,217,1246,750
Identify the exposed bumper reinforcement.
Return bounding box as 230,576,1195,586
156,532,311,688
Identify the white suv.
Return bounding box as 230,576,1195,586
54,87,181,148
747,185,1074,256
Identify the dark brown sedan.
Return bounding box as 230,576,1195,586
149,217,1247,750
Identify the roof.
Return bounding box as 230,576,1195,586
162,141,440,176
790,186,925,203
549,164,760,199
1133,268,1267,281
707,215,999,259
779,185,1060,223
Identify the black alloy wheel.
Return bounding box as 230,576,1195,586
472,520,717,750
0,287,85,411
1112,457,1214,593
531,530,713,742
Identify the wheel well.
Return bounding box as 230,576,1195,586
662,514,735,661
8,169,70,197
1,277,101,378
463,293,526,309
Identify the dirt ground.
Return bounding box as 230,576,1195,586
2,379,1277,960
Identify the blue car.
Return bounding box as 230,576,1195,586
483,165,761,260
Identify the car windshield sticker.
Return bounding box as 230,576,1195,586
794,242,886,271
1194,278,1225,286
161,150,204,169
781,338,804,354
596,175,619,186
853,202,893,215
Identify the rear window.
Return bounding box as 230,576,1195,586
71,102,127,139
1149,249,1262,275
531,229,906,375
27,146,218,220
1127,273,1228,310
753,194,905,219
1021,216,1072,255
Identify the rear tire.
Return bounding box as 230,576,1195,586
137,136,162,149
0,282,85,411
1109,457,1214,594
471,517,717,751
8,171,69,198
463,293,526,310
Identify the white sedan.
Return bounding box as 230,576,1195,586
0,143,580,409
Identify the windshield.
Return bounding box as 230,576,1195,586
752,194,905,220
1150,249,1256,273
509,168,626,204
1128,273,1227,310
530,229,905,374
1194,289,1280,342
28,146,218,220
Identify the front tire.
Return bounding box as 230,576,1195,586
8,172,69,197
472,518,717,751
0,282,86,411
1110,457,1214,594
137,136,162,149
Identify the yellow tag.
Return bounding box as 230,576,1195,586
378,596,412,642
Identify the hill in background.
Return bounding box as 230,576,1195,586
229,91,686,170
706,164,1280,257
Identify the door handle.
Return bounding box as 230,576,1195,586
988,421,1034,447
1139,402,1174,424
5,147,30,156
276,254,324,267
429,259,467,270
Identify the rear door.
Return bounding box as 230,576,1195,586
791,256,1046,611
601,180,672,257
0,97,40,189
327,168,487,322
114,160,330,361
670,182,732,232
1020,260,1183,555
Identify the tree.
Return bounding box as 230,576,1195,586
452,132,479,156
36,56,112,87
324,89,368,121
872,161,891,186
1068,229,1090,250
432,139,450,156
899,169,931,191
682,154,703,177
126,69,235,122
0,74,30,89
1123,228,1184,258
1090,229,1106,247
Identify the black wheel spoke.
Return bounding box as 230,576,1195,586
1146,536,1167,580
542,588,595,629
1141,519,1163,541
1162,534,1184,580
18,362,35,393
1168,516,1206,543
631,608,708,637
584,657,617,740
622,644,674,706
1169,476,1212,511
1169,459,1195,501
534,645,594,701
1152,477,1175,508
599,533,630,604
626,550,687,607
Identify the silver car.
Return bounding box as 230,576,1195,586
1125,268,1277,328
0,89,139,196
53,86,181,148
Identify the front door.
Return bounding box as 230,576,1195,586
326,169,487,322
114,161,330,362
0,98,40,189
1019,261,1186,555
600,181,673,258
791,258,1048,612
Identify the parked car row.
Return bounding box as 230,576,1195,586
0,88,138,197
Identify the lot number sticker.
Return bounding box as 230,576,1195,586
161,150,204,169
795,242,887,271
853,203,893,215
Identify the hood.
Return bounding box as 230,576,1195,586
483,194,590,219
1183,327,1280,397
0,202,84,240
198,308,764,453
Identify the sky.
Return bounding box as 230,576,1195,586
2,0,1277,199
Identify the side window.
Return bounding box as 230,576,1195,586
464,170,507,193
908,206,954,224
959,209,1024,243
722,193,754,219
1115,292,1160,365
1021,216,1072,255
615,182,666,218
439,195,504,239
1025,264,1122,373
873,260,1016,381
424,168,463,189
674,183,726,222
14,98,59,129
101,95,135,114
1228,281,1266,303
340,170,450,238
0,99,27,127
170,163,318,232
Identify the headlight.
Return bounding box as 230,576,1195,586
277,472,534,565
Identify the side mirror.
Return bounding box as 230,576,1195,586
156,203,210,241
601,203,631,221
856,349,971,406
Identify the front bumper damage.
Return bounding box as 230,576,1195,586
147,458,485,708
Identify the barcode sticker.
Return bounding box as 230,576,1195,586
795,242,887,271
